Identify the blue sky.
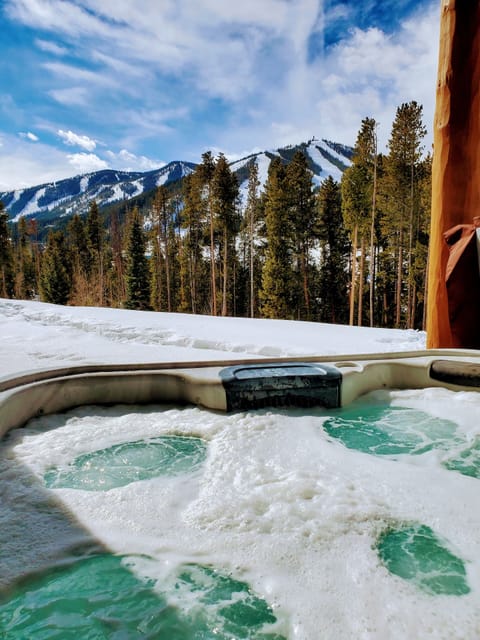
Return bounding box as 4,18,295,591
0,0,439,190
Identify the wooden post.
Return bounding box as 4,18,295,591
426,0,480,347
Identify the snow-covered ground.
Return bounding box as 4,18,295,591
0,298,425,376
3,300,480,640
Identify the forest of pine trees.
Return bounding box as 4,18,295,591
0,101,432,330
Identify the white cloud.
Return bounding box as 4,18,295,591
3,0,439,182
208,1,438,156
67,152,108,174
5,0,112,39
49,87,88,106
0,135,93,190
313,5,438,151
44,61,119,87
19,131,39,142
105,149,163,172
58,129,96,151
35,38,67,55
6,0,320,102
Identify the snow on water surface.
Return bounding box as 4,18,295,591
3,388,480,639
4,299,479,639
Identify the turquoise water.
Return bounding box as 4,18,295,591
323,405,461,456
0,556,284,640
323,402,474,596
377,524,470,596
44,435,207,490
3,394,479,638
323,403,480,480
444,437,480,479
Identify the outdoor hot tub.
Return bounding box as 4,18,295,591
1,350,480,639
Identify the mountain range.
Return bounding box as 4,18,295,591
1,138,353,228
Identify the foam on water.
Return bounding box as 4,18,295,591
2,388,480,639
44,434,207,490
0,555,284,639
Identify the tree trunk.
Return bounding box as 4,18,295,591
406,161,415,328
410,280,417,328
250,204,255,318
427,1,480,347
357,235,365,326
349,224,358,325
301,243,310,320
164,230,171,313
222,228,228,316
369,147,377,327
209,197,217,316
422,252,429,331
395,231,403,328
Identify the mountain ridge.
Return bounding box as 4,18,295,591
1,138,353,228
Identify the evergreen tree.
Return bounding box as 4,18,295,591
317,177,349,324
86,200,103,256
109,211,126,307
212,154,239,316
341,118,378,326
125,208,151,310
69,214,91,275
198,151,217,314
286,151,317,319
259,158,295,319
67,214,92,304
13,216,36,299
0,202,14,298
86,200,106,305
39,230,72,305
243,160,261,317
150,186,179,312
380,101,427,327
179,173,208,313
411,153,432,329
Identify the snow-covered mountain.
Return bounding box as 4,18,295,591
1,139,352,227
0,161,196,226
231,138,352,205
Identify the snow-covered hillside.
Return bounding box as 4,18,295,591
231,138,352,205
0,161,196,225
1,139,352,227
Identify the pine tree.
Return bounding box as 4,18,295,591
380,101,427,327
67,214,92,304
260,158,295,319
341,118,378,326
86,200,105,305
125,208,151,310
179,173,207,313
212,154,239,316
317,177,349,324
244,160,261,317
198,151,217,315
39,230,72,305
13,216,36,299
150,186,179,312
0,202,14,298
109,210,126,307
284,151,317,319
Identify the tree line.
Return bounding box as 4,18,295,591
0,101,430,329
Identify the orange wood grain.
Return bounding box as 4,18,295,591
427,1,480,348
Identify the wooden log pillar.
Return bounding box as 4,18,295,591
426,0,480,348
